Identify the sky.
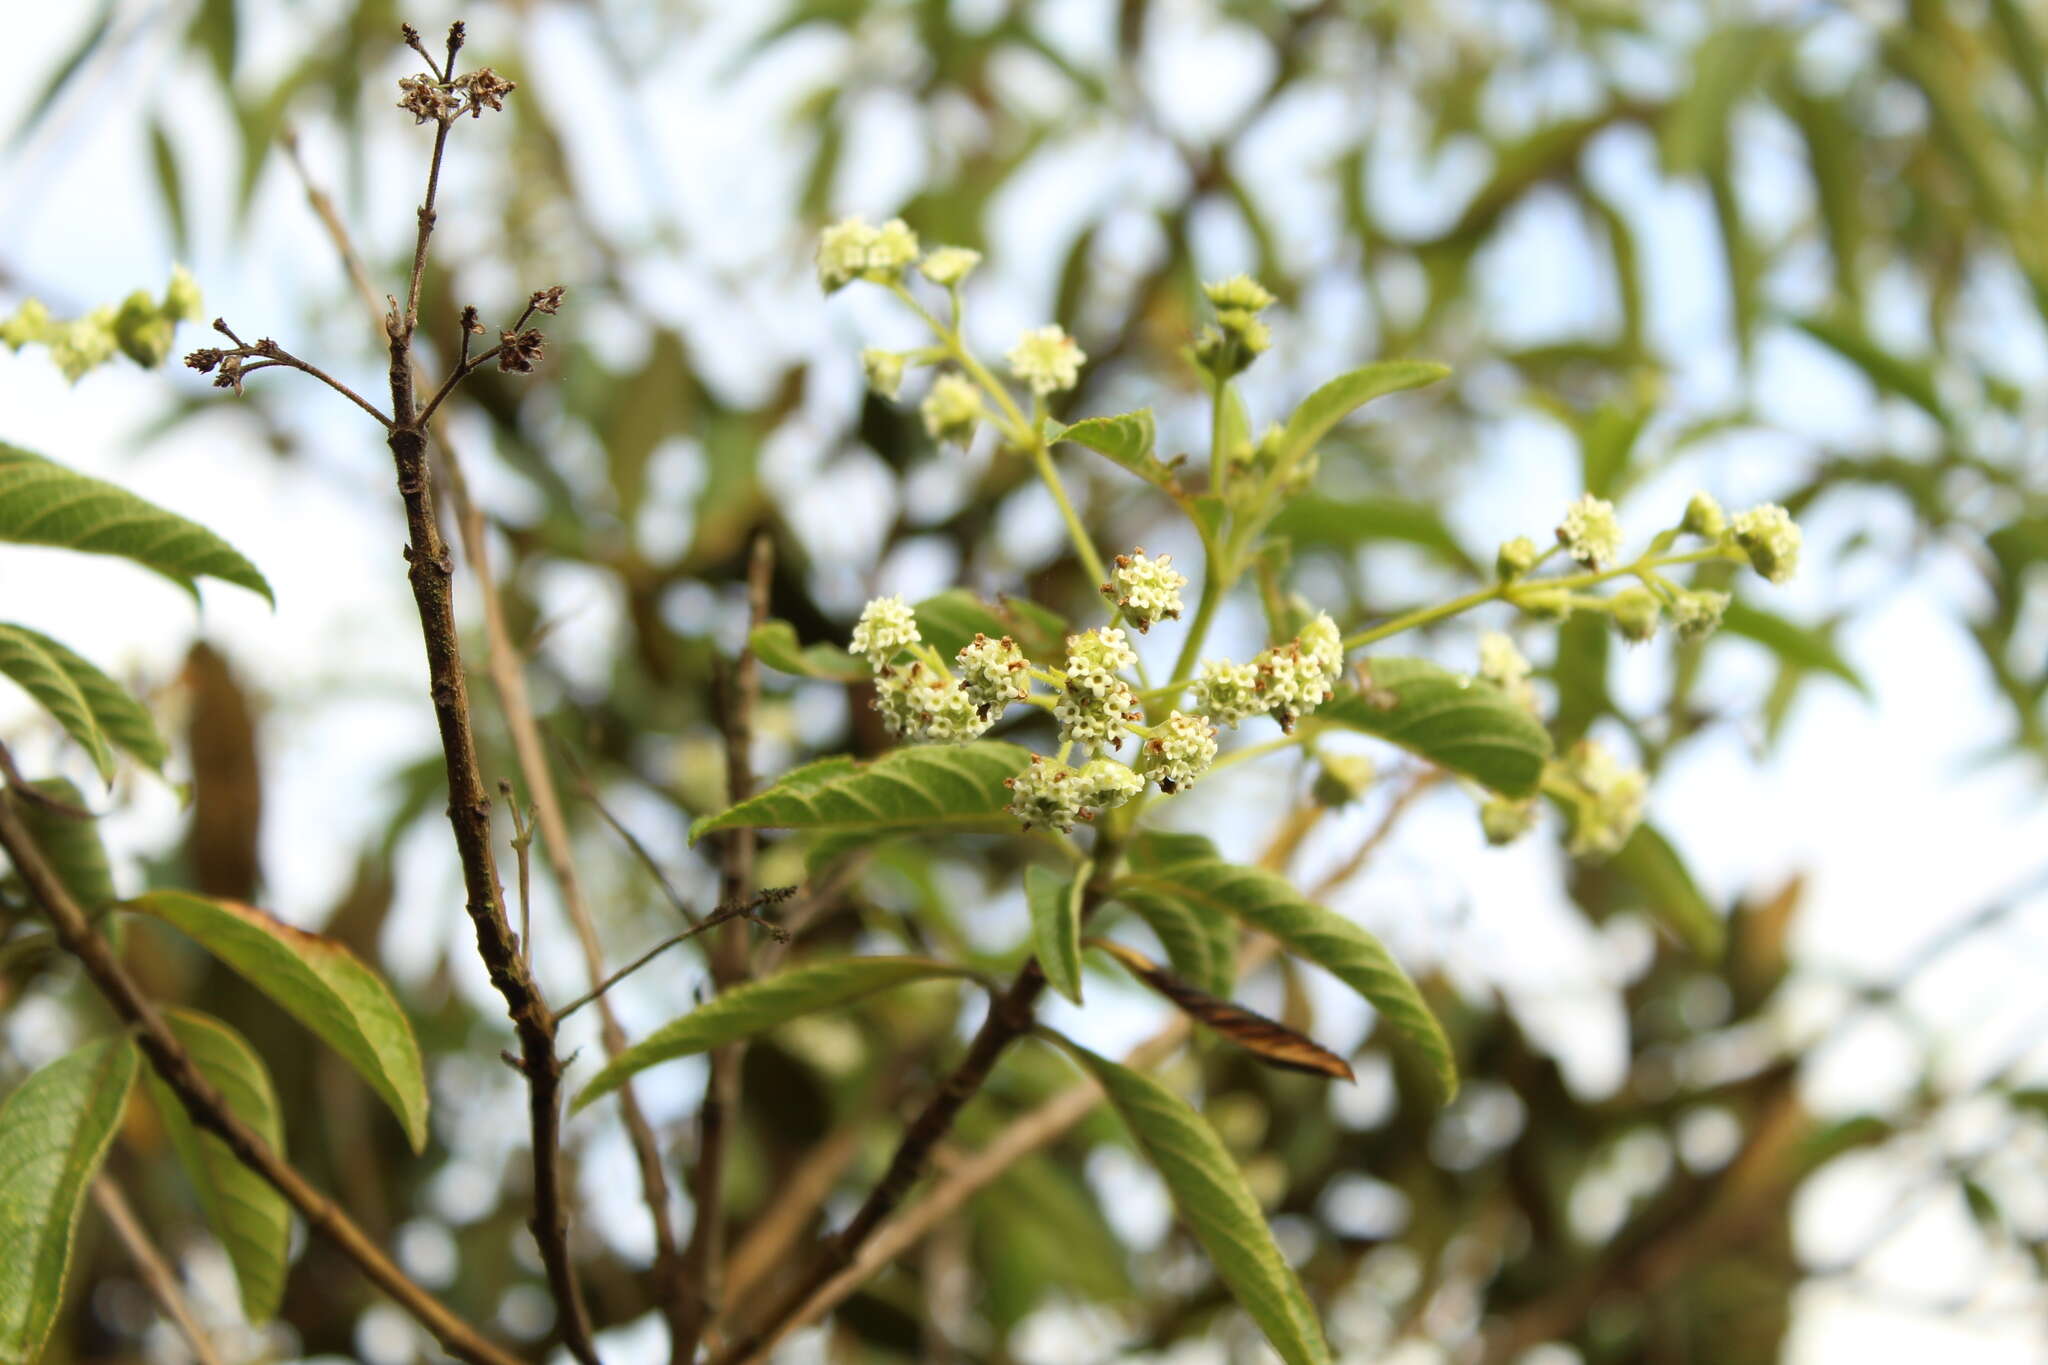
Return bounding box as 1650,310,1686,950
2,2,2046,1363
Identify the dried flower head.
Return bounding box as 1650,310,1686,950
498,328,546,374
455,67,516,117
528,285,567,315
398,75,459,125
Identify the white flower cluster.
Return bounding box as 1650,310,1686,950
1057,628,1140,753
1559,740,1647,859
1671,588,1729,640
1103,549,1186,633
1145,711,1219,793
850,595,920,666
1192,658,1262,729
1007,325,1086,396
1004,754,1141,832
922,374,984,443
1732,503,1801,583
850,599,1031,745
1557,494,1623,568
956,633,1029,713
873,662,990,743
816,217,921,292
1252,613,1345,731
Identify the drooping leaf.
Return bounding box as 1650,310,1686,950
911,590,1067,660
1319,657,1551,798
0,624,167,774
1050,1040,1331,1365
122,891,428,1152
749,620,870,681
1091,940,1353,1081
0,444,272,603
1117,831,1456,1104
0,623,112,780
1274,362,1449,468
144,1010,290,1322
0,1037,137,1363
691,741,1031,843
573,957,973,1112
1046,410,1180,493
1720,602,1869,697
1025,863,1086,1005
1610,825,1724,959
5,780,115,910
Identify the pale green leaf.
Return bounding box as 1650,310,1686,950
574,957,972,1112
912,590,1067,660
749,621,869,681
0,444,272,603
1319,657,1551,798
691,741,1030,843
1025,862,1087,1005
145,1011,290,1322
1052,1041,1331,1365
0,1037,137,1363
122,891,428,1153
1275,362,1449,467
0,624,166,773
0,623,111,781
1610,825,1724,959
1720,603,1869,697
1117,832,1456,1104
1046,410,1181,492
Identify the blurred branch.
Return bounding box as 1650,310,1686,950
91,1177,228,1365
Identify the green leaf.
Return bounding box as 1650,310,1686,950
1319,657,1552,798
0,444,272,604
0,623,112,780
911,590,1067,660
1719,602,1869,697
1791,315,1947,428
5,780,115,911
122,891,428,1153
1046,410,1180,492
144,1011,290,1322
1117,832,1457,1105
1025,863,1087,1005
1275,362,1449,468
0,624,167,774
1112,840,1240,997
573,957,972,1112
0,1036,137,1363
1266,494,1477,573
749,620,870,681
1609,825,1724,959
691,741,1030,843
1051,1041,1331,1365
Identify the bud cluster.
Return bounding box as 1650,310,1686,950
1103,549,1187,633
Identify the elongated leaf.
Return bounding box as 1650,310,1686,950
574,957,972,1111
1319,657,1551,797
6,780,115,910
145,1011,290,1321
1092,940,1352,1080
0,623,112,780
1719,602,1868,696
912,590,1066,660
691,741,1030,843
1,624,167,773
1052,1041,1331,1365
122,891,428,1152
1046,410,1180,492
0,444,272,603
1275,362,1449,467
1117,832,1456,1104
1611,825,1724,959
749,620,869,681
1109,877,1238,999
1267,494,1477,573
1025,863,1086,1004
0,1037,137,1363
1792,316,1947,427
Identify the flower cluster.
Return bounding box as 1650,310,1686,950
1102,549,1186,633
1253,613,1345,732
874,662,990,743
850,595,921,666
1007,325,1086,396
1003,755,1142,832
922,375,983,443
956,634,1029,713
1195,274,1277,379
1145,711,1219,794
8,267,204,381
1557,740,1647,858
850,600,1029,744
1557,494,1623,568
817,217,922,292
1192,658,1262,729
1057,628,1141,753
1732,503,1801,583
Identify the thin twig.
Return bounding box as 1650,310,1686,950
92,1176,229,1365
556,889,792,1022
503,780,536,971
0,773,518,1365
555,744,702,928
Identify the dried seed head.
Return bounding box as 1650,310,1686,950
498,328,546,374
459,304,483,335
528,285,567,315
456,67,516,117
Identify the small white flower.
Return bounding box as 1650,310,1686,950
922,374,984,443
1298,612,1344,687
869,218,919,275
1006,325,1086,396
817,217,878,292
1076,759,1143,812
1192,658,1264,729
1005,755,1087,832
1146,710,1218,794
1103,548,1187,633
1478,631,1535,708
861,348,906,400
918,246,981,287
1562,741,1646,858
955,633,1029,712
1732,503,1801,583
850,594,920,666
1055,678,1140,753
1671,589,1729,641
1063,628,1137,697
1557,494,1623,568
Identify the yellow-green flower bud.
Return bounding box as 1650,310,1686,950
1480,796,1538,846
1496,535,1540,582
1312,754,1376,808
1609,587,1661,644
1681,492,1726,539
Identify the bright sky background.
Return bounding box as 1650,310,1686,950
3,3,2046,1363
